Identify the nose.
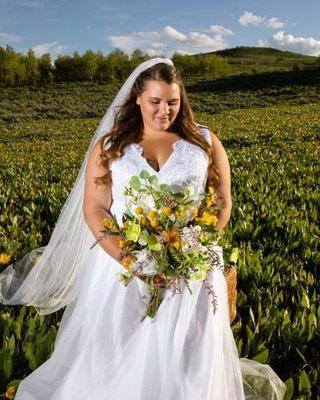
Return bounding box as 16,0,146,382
159,102,170,116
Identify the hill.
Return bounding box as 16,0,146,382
195,46,319,75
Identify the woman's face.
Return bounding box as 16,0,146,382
136,79,181,133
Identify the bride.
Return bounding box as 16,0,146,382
0,58,287,399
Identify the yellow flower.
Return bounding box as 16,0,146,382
150,219,159,228
206,198,214,207
121,255,135,269
5,387,16,400
196,211,218,226
148,210,157,219
165,229,181,249
140,216,147,227
208,186,215,195
162,206,172,216
101,218,116,229
172,241,181,250
0,253,11,265
135,206,144,215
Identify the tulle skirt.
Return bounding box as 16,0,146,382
14,244,287,400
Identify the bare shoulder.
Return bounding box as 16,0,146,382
85,139,106,177
206,129,232,204
208,131,229,162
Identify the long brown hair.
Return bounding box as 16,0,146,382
95,62,220,192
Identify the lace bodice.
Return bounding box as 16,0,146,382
109,126,212,225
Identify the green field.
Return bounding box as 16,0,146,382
0,80,319,399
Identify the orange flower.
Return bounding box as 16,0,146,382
0,253,11,265
140,216,147,227
121,254,135,269
5,387,16,400
148,210,157,219
101,218,116,229
165,229,181,250
150,219,159,228
162,206,172,216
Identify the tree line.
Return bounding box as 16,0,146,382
0,45,231,86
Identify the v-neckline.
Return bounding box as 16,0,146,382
131,138,183,174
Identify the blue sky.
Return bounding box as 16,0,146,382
0,0,319,59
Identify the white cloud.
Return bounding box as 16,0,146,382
133,31,161,40
257,31,320,56
239,11,263,27
163,26,187,42
257,39,269,47
210,25,233,36
145,48,165,57
106,25,229,56
0,31,21,43
264,17,285,29
108,35,137,50
32,41,71,57
151,42,168,49
239,11,285,29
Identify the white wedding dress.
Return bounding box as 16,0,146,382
14,127,287,400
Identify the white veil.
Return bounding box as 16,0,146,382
0,57,174,316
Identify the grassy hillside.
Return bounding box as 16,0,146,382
1,66,320,124
200,46,319,75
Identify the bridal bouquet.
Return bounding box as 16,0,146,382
93,170,226,322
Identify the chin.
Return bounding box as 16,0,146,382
156,121,172,131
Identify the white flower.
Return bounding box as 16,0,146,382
133,248,159,276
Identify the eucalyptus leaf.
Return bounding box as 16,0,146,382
139,170,150,179
129,176,141,190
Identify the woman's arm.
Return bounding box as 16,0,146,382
209,131,232,230
83,140,123,262
83,140,166,288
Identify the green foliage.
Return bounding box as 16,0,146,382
1,66,320,124
3,45,319,88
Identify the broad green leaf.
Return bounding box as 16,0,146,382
125,223,141,242
298,370,311,394
252,348,269,364
283,378,294,400
138,230,149,246
147,233,161,251
0,349,13,380
229,247,239,264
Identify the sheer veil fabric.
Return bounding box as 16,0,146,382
0,58,174,315
1,58,287,399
